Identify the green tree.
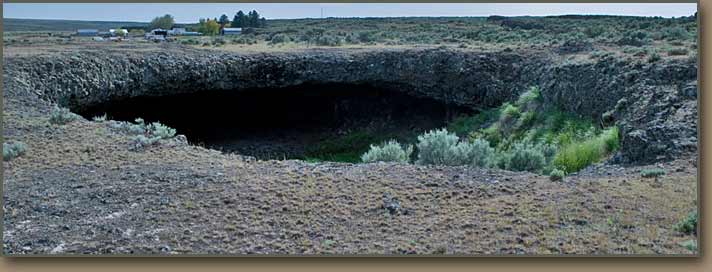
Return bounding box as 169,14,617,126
149,14,175,30
219,14,230,26
247,10,263,27
231,10,245,28
198,19,220,36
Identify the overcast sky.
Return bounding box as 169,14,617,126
3,3,698,23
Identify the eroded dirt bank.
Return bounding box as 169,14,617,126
2,45,698,255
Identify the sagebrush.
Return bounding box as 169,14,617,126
3,141,27,161
361,140,413,163
49,106,81,125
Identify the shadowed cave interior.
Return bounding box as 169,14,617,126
78,84,473,161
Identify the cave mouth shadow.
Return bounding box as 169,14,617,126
78,83,473,161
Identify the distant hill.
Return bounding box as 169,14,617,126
3,18,149,32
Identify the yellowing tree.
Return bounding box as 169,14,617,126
199,19,220,36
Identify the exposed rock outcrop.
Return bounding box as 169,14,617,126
2,46,697,165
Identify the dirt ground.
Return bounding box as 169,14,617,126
1,42,698,255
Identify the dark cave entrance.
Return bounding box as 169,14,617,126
78,84,473,161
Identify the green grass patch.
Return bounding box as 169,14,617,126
447,108,500,137
515,86,542,107
303,130,397,163
552,126,619,173
500,103,520,121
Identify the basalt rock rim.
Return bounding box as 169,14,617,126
2,47,698,164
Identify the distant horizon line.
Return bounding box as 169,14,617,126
4,13,696,25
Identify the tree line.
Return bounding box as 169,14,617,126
229,10,267,28
142,10,266,36
198,10,266,34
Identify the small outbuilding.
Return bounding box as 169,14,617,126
220,28,242,35
168,28,186,36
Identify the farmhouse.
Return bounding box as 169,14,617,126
221,27,242,35
76,29,99,36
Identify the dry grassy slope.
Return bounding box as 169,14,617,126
1,44,698,255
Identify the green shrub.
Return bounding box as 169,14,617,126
501,103,520,120
583,25,605,38
358,31,377,43
3,141,27,161
616,31,651,47
674,210,698,235
108,119,177,150
680,240,697,251
315,35,343,46
416,128,494,167
667,48,689,56
476,123,502,146
125,121,176,149
361,140,413,163
549,168,565,182
269,33,290,44
131,135,161,150
518,111,537,128
108,118,148,135
641,168,666,178
663,27,688,41
416,129,460,165
469,138,496,167
49,106,81,125
208,38,227,46
505,141,547,172
149,122,177,139
647,52,661,63
515,86,541,107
